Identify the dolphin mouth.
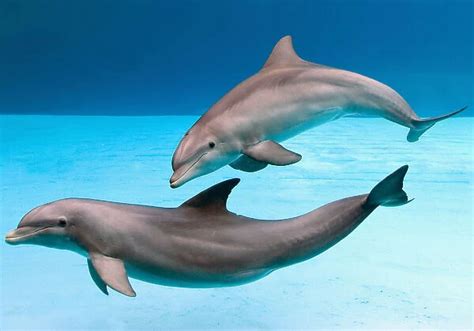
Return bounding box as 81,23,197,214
170,153,207,188
5,226,52,244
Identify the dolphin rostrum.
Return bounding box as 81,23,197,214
170,35,465,188
6,166,410,297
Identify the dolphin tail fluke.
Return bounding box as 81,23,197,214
407,106,467,142
366,165,411,208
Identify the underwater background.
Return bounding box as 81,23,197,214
1,0,473,330
0,0,472,116
1,117,472,329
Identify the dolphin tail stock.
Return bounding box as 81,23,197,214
365,165,412,208
407,106,467,142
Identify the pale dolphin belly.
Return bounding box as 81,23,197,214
267,106,349,142
125,262,273,288
114,217,279,288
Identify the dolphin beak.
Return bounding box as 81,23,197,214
170,167,192,188
169,172,184,188
169,153,207,188
5,227,45,245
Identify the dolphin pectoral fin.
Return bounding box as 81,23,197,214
230,155,268,172
89,253,136,297
87,258,109,295
243,141,302,166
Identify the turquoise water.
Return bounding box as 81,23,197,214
1,116,472,329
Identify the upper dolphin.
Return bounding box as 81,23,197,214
6,166,410,297
170,35,465,188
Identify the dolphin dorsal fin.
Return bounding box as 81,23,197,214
180,178,240,212
262,35,306,70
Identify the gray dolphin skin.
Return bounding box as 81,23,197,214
170,35,466,188
6,166,410,297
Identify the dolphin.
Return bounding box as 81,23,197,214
170,35,466,188
5,166,410,297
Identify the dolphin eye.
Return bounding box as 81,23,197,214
209,141,215,148
58,218,67,227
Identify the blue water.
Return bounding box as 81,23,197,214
1,1,472,116
1,115,472,329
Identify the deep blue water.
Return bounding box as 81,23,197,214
0,0,472,115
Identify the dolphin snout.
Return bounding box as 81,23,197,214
170,172,182,188
5,228,22,245
170,166,191,188
169,152,208,188
5,226,46,245
171,155,182,172
171,135,192,172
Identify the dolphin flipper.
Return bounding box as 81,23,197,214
243,140,302,166
88,253,136,297
87,258,109,295
230,155,268,172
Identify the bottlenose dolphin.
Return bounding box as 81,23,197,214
6,166,410,297
170,35,465,188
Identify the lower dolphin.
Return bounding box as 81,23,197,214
6,166,410,297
